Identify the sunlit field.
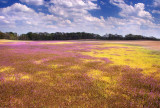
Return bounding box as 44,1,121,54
0,40,160,107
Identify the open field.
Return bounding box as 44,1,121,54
104,41,160,51
0,40,160,107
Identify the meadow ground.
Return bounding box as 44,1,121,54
0,39,160,107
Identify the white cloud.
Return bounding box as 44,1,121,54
47,0,105,33
0,3,60,32
152,10,160,14
107,0,160,37
19,0,44,5
110,0,153,20
50,0,98,8
153,0,160,7
0,16,5,19
104,16,160,36
0,3,102,34
0,1,160,38
1,3,34,13
48,0,99,18
0,16,9,24
106,0,160,37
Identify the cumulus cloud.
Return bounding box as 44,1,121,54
0,1,160,38
50,0,98,8
19,0,44,5
110,0,153,20
0,16,9,24
47,0,105,33
106,0,160,37
0,3,60,32
104,16,160,36
0,2,102,34
1,3,34,13
48,0,99,18
153,0,160,7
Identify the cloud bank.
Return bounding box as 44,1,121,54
0,0,159,38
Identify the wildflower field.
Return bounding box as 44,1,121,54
0,40,160,107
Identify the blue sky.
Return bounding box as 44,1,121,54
0,0,160,38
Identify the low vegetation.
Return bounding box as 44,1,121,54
0,40,160,107
0,31,159,40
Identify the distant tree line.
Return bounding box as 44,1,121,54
103,33,158,40
0,31,18,40
0,31,159,40
18,32,101,40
